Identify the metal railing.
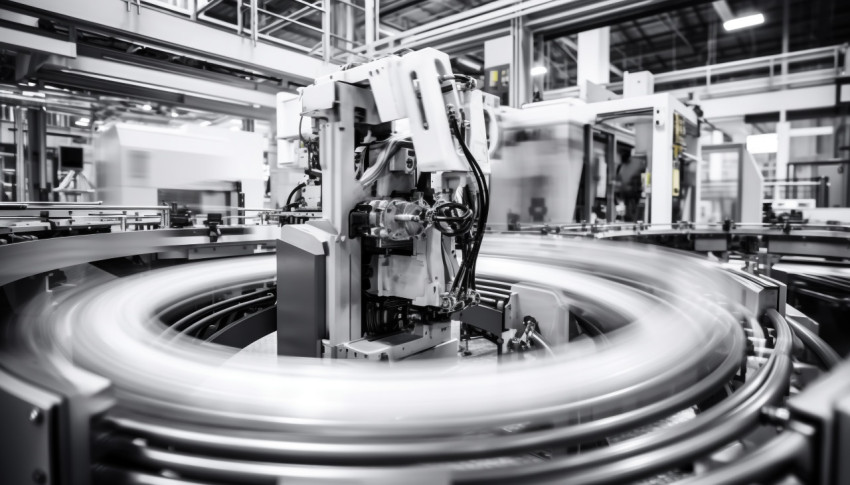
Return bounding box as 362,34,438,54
545,45,846,101
194,0,369,63
117,0,370,63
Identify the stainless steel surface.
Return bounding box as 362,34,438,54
0,225,278,286
1,226,845,483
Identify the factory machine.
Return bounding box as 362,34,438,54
490,91,700,229
1,49,850,485
276,48,494,360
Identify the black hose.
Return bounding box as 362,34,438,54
284,182,306,210
785,313,841,369
448,116,489,296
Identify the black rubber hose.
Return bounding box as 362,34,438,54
785,313,841,369
284,182,306,210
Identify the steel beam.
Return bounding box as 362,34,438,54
0,25,76,58
698,85,837,120
43,55,277,110
3,0,332,83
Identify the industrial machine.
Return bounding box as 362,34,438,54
276,48,495,360
2,48,850,485
490,93,700,228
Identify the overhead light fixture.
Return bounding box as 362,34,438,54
723,13,764,31
78,117,90,123
200,120,212,126
74,120,90,127
22,91,45,98
252,104,261,109
141,104,152,111
170,110,179,118
746,133,777,154
530,66,548,77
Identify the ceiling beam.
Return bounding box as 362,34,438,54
2,0,333,83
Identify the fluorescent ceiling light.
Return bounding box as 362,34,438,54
723,13,764,31
530,66,548,77
78,117,90,123
22,91,45,97
200,120,212,126
74,120,90,127
746,133,777,154
141,104,152,111
170,110,179,118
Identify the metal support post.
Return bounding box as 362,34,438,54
649,101,674,224
13,107,26,202
0,104,4,201
365,0,377,57
236,0,243,35
781,0,789,79
26,107,47,201
577,27,611,86
605,132,616,222
322,0,332,62
510,16,531,108
582,124,593,222
777,116,791,183
250,0,258,45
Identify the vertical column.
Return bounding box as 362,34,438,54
581,124,594,222
26,107,47,201
0,104,4,201
605,132,616,222
364,0,378,57
322,0,332,63
14,107,26,202
319,84,364,348
776,114,791,183
577,27,610,87
780,0,789,79
510,16,531,108
649,99,674,224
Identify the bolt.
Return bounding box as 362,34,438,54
32,469,46,484
29,407,42,425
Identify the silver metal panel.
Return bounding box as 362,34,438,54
277,237,326,357
694,237,728,252
768,239,850,259
0,25,76,57
0,225,278,286
46,56,277,108
0,369,61,485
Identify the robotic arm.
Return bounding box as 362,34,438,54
277,48,495,360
